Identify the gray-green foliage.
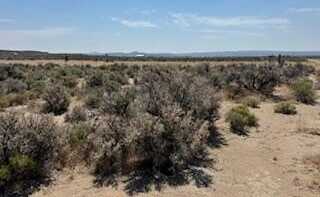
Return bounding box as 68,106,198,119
42,84,70,115
226,105,258,135
0,113,59,196
88,69,220,186
274,102,297,115
292,78,316,104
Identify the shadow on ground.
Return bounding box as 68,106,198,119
93,127,227,196
94,165,214,196
0,177,52,197
207,125,228,148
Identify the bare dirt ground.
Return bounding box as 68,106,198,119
32,101,320,197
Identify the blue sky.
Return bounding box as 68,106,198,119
0,0,320,53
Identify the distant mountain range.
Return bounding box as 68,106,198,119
1,49,320,59
101,51,320,57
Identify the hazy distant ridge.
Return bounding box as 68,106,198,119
1,49,320,59
107,51,320,57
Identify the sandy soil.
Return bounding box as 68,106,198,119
32,101,320,197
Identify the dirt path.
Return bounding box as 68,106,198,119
32,102,320,197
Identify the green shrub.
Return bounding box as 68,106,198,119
0,78,27,94
274,102,297,115
281,63,315,83
28,80,47,95
63,122,94,166
7,93,26,106
103,79,121,93
0,165,11,186
219,64,281,95
0,64,24,81
100,87,136,117
0,113,59,195
292,78,316,104
226,105,258,134
88,70,220,190
85,91,102,109
108,72,128,85
42,84,70,115
68,122,90,148
9,154,37,176
65,106,87,123
241,96,261,108
0,93,28,109
224,84,246,100
0,96,10,109
61,76,78,89
87,71,105,87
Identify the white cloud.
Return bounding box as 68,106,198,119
170,13,290,28
111,17,158,28
288,8,320,13
0,27,74,37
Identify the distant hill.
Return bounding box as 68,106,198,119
1,49,320,61
107,51,320,57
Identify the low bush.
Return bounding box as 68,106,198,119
6,94,26,107
281,63,315,83
209,63,314,97
87,70,220,192
85,91,102,109
65,106,87,123
108,72,129,85
61,76,78,89
219,64,281,95
68,122,91,148
42,84,70,115
241,96,261,108
87,71,105,87
226,105,258,135
103,79,121,93
291,78,316,104
0,78,27,95
60,122,95,167
0,113,59,196
100,87,136,117
274,102,297,115
0,96,10,110
0,93,29,109
0,64,24,82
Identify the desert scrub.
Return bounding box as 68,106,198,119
65,105,87,123
87,71,105,87
85,90,103,109
226,105,258,135
241,96,261,108
0,93,29,109
220,64,281,95
0,78,27,94
100,87,137,118
87,70,220,191
281,63,315,84
42,84,70,115
68,122,91,148
0,113,59,196
0,165,10,186
291,78,316,104
62,121,95,167
274,102,297,115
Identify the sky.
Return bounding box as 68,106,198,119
0,0,320,53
